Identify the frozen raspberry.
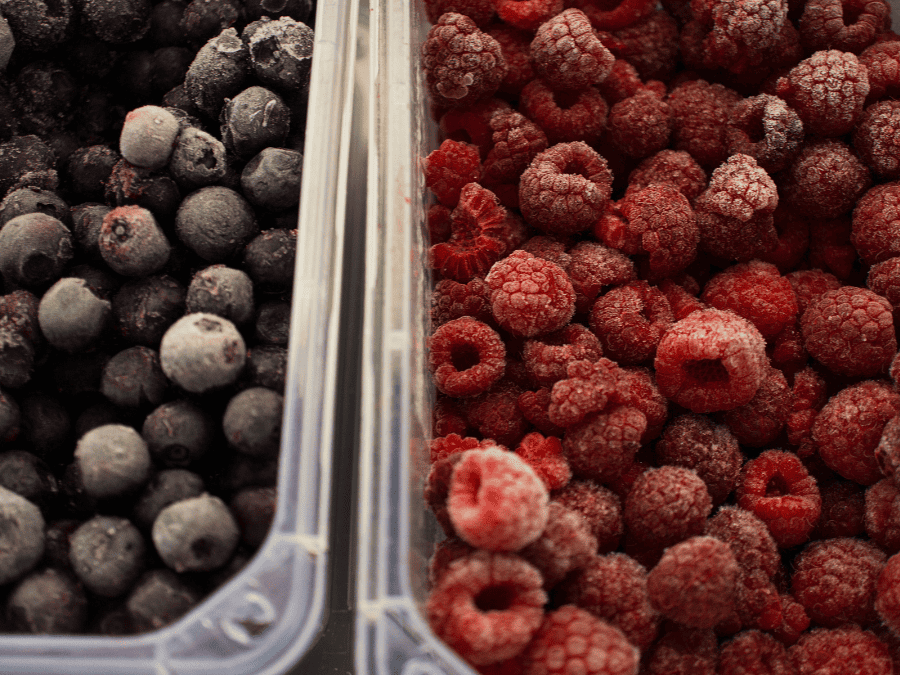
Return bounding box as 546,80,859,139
548,358,619,427
876,553,900,636
518,79,609,145
566,241,636,314
608,9,680,81
597,185,698,282
485,250,575,338
424,139,482,207
656,414,743,505
775,49,869,137
865,478,900,552
781,139,872,220
520,605,639,675
792,537,886,626
427,452,465,535
522,324,603,387
552,479,623,552
563,406,646,483
589,281,674,365
693,154,779,262
428,536,475,586
429,316,506,398
595,60,648,105
771,593,811,646
695,0,789,72
558,553,659,650
520,503,596,586
424,0,495,26
725,94,804,175
860,40,900,103
786,269,842,316
514,432,571,491
429,204,453,245
488,26,536,96
494,0,562,30
422,13,507,109
706,506,780,579
606,89,671,159
853,182,900,265
659,278,707,321
801,287,896,378
566,0,656,30
875,415,900,487
790,626,892,674
808,215,857,280
518,142,613,236
482,111,548,192
721,367,790,446
642,623,718,675
799,0,889,53
736,449,821,548
427,550,547,666
431,433,500,463
610,366,668,442
440,98,512,157
654,309,769,414
518,388,566,437
854,101,900,179
431,277,494,329
810,475,865,539
759,206,811,275
719,630,794,675
530,9,615,91
464,379,531,448
767,322,808,378
667,79,742,169
626,149,707,201
868,257,900,309
520,236,572,270
730,567,785,633
434,394,472,438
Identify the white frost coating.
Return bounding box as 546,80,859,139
160,312,246,393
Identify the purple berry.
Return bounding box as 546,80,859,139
159,312,246,393
74,424,152,500
37,277,111,353
152,493,240,572
99,205,171,277
118,106,180,170
69,516,146,597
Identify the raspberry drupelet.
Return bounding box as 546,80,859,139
548,358,620,427
725,94,804,175
667,79,742,169
429,316,506,398
426,550,547,666
625,149,707,201
718,630,794,675
522,323,603,387
488,26,536,96
723,367,791,447
853,101,900,180
494,0,562,30
606,89,672,160
423,139,482,207
427,536,475,586
596,59,650,105
876,552,900,636
552,479,624,552
518,387,566,437
518,79,609,145
562,405,647,483
789,626,893,675
864,478,900,552
852,182,900,265
430,433,500,463
514,432,571,490
611,366,669,442
780,139,872,220
689,0,788,75
566,240,636,314
428,204,452,245
519,502,596,586
705,506,780,579
439,98,511,158
520,235,572,269
530,9,615,91
786,269,842,316
589,281,675,365
860,39,900,103
653,308,769,414
798,0,890,54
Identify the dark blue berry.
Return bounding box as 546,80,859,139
244,345,286,393
19,392,71,459
220,86,290,159
99,205,171,277
65,147,119,203
0,450,58,509
0,486,45,585
240,147,303,212
43,519,80,569
186,264,254,325
229,486,275,547
100,346,168,409
0,0,74,51
112,274,186,347
125,568,200,632
159,312,246,393
6,567,88,634
0,325,34,389
0,385,19,441
37,277,111,353
0,136,55,196
79,0,150,43
74,423,151,500
184,27,249,117
181,0,240,44
152,493,239,572
133,469,205,530
104,159,182,222
69,516,146,597
223,387,283,458
168,126,227,189
0,213,74,290
148,0,188,45
243,228,296,288
254,299,290,346
0,187,69,229
175,185,257,262
119,106,180,170
142,399,214,468
243,17,313,91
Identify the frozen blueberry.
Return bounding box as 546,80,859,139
160,312,246,393
6,567,88,634
243,17,313,91
243,229,296,288
181,0,241,44
229,486,276,548
19,392,71,459
162,84,203,118
0,16,12,71
149,0,188,45
240,147,303,211
43,519,80,569
71,202,113,263
69,516,146,597
0,212,74,290
0,136,55,196
0,385,19,441
13,62,77,137
217,453,278,494
223,387,283,459
104,160,182,222
142,399,214,467
0,187,69,229
0,486,45,585
0,0,72,51
184,27,249,117
112,274,186,347
79,0,150,43
151,47,194,97
90,603,134,636
220,86,290,159
74,424,152,500
168,126,227,189
125,568,200,632
152,493,240,572
119,106,181,170
0,450,58,509
186,264,254,325
99,205,171,277
133,469,205,530
254,299,290,345
244,345,286,392
38,277,111,353
67,263,121,300
0,326,34,389
65,146,119,202
175,185,257,262
0,289,41,346
100,346,167,409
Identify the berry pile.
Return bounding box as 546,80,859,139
0,0,313,636
420,0,900,671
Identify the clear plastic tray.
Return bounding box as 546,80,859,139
0,0,359,670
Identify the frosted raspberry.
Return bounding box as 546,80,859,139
868,257,900,309
520,503,596,587
606,89,671,159
608,9,679,82
520,605,639,675
566,241,636,314
431,433,500,463
876,553,900,635
781,139,872,220
464,379,531,448
767,322,808,378
563,405,646,483
440,98,512,158
426,550,547,666
424,139,482,207
514,432,570,491
731,567,785,633
558,553,660,650
854,101,900,179
522,323,603,387
642,623,718,675
706,506,780,579
799,0,889,54
488,26,536,96
519,236,572,270
775,49,869,137
552,479,624,552
865,478,900,552
772,593,811,646
722,367,789,447
428,536,475,586
792,537,886,626
808,215,857,280
659,278,707,321
565,0,656,30
759,206,811,274
518,79,609,145
548,358,619,428
654,309,769,414
725,94,804,175
786,269,842,316
494,0,562,30
875,415,900,487
429,204,452,245
610,366,668,442
589,281,674,365
427,452,464,535
810,475,865,539
853,182,900,265
448,447,549,551
424,0,495,26
626,150,707,201
518,142,613,237
530,9,615,91
429,316,506,398
860,40,900,103
790,626,892,675
801,287,896,378
482,111,548,191
718,630,794,675
697,0,789,71
432,277,494,328
693,154,779,262
667,79,742,169
422,13,507,109
518,388,566,437
434,394,471,438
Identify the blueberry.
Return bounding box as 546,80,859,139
90,603,134,635
69,516,146,597
65,147,119,202
0,212,74,290
133,469,205,531
0,0,73,51
0,289,41,345
125,568,200,632
119,106,181,170
152,493,240,572
0,16,13,71
104,159,182,221
0,187,70,229
37,277,111,353
6,567,88,634
0,450,58,509
43,519,80,569
229,486,276,548
254,299,290,346
67,263,121,300
184,27,249,117
13,62,78,137
142,399,214,467
169,126,227,189
175,185,257,262
216,453,277,494
0,136,55,196
99,205,171,277
223,387,283,459
101,346,168,409
151,47,194,97
19,392,71,459
240,147,303,212
243,228,297,288
181,0,240,44
74,424,151,500
243,345,286,393
79,0,150,43
148,0,188,46
112,274,186,347
243,17,313,91
0,486,45,585
0,385,20,441
74,400,128,439
159,312,246,393
220,86,290,159
186,264,254,325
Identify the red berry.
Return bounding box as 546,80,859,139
854,101,900,179
808,215,858,280
772,593,811,646
798,0,889,54
759,205,811,274
610,366,669,443
859,39,900,103
642,623,718,675
659,278,708,321
494,0,562,30
868,257,900,309
786,269,842,316
589,281,674,365
706,506,780,579
718,630,794,675
626,150,707,201
876,552,900,636
667,79,742,169
853,182,900,265
423,0,495,26
789,626,892,675
423,139,482,207
548,358,619,427
514,431,571,491
522,323,603,387
608,9,680,82
431,277,494,328
865,478,900,552
519,235,571,270
518,387,566,437
875,415,900,487
488,26,537,96
722,366,791,447
440,98,512,157
810,475,866,540
518,79,609,145
427,452,465,536
482,110,549,190
606,89,672,159
563,405,646,483
429,316,506,398
519,502,596,586
530,9,615,91
552,479,624,553
565,0,656,30
781,139,872,220
726,94,804,176
566,240,636,314
428,536,475,586
464,378,532,448
431,433,501,463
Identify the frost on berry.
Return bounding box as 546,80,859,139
429,316,506,398
518,387,566,437
426,550,547,666
626,149,708,201
431,277,493,329
690,0,789,75
423,139,482,207
464,378,531,448
786,269,842,316
596,59,648,105
522,323,603,387
548,358,619,428
434,394,470,438
667,79,743,169
659,278,708,321
876,552,900,637
430,433,499,464
860,40,900,103
722,366,791,447
426,452,464,536
530,9,615,91
875,415,900,489
606,89,672,159
789,626,892,675
423,0,495,26
494,0,562,30
427,536,475,587
518,79,609,145
589,281,674,365
563,405,646,483
799,0,889,54
706,506,780,579
611,366,669,443
725,94,804,175
488,25,536,97
868,257,900,309
519,235,571,270
719,630,794,675
608,9,680,82
854,101,900,180
641,623,718,675
514,431,571,491
852,182,900,265
771,593,811,646
440,98,511,158
482,110,548,191
519,502,596,587
781,139,872,220
865,478,900,552
566,240,636,314
552,479,623,553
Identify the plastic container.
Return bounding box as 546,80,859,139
0,0,359,671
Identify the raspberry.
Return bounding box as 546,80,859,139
798,0,889,54
428,536,475,586
518,142,613,237
693,0,788,73
852,182,900,265
440,98,512,158
659,278,707,320
736,449,821,548
610,366,668,442
642,623,718,675
810,475,865,540
722,367,790,447
424,139,482,207
693,154,779,262
530,9,615,91
876,553,900,635
427,452,465,535
429,316,506,398
706,506,780,578
667,79,742,169
558,553,660,650
606,89,671,159
518,79,609,145
626,150,707,201
482,111,549,191
566,240,636,314
597,185,699,282
789,626,892,675
589,281,674,365
860,40,900,103
522,323,604,387
548,358,619,427
426,550,547,666
514,432,571,491
520,235,572,270
518,387,566,437
432,277,494,328
494,0,563,30
868,257,900,309
488,26,536,96
865,478,900,552
719,630,794,675
725,94,804,175
731,567,785,632
485,250,575,337
520,605,639,675
759,206,811,274
464,379,532,448
875,415,900,487
781,139,872,220
654,309,769,414
854,101,900,179
767,322,809,379
431,433,500,463
552,479,624,553
595,59,650,105
422,13,507,109
772,593,811,646
608,9,680,81
429,203,453,245
775,49,869,137
434,394,472,438
791,537,886,626
801,287,896,378
656,414,743,505
807,216,857,280
786,269,842,316
520,503,596,586
563,405,646,483
424,0,495,26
